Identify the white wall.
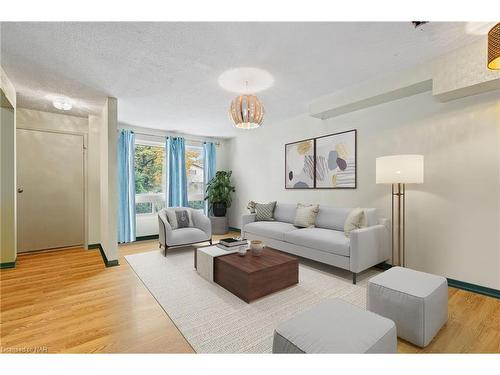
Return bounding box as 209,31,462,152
227,89,500,290
0,67,17,265
1,67,16,108
87,115,101,244
1,105,16,264
16,108,88,133
99,98,118,262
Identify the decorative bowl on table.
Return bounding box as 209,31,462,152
250,240,264,256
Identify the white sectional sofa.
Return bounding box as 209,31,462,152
241,203,391,284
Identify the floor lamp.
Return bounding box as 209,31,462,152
376,155,424,267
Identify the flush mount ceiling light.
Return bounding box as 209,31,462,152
53,97,73,111
219,67,273,130
218,67,274,94
488,23,500,70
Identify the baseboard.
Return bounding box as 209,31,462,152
135,234,159,242
447,278,499,299
374,262,499,299
375,261,393,270
228,227,241,233
88,243,119,267
0,261,16,269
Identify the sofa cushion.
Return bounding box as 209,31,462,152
244,221,298,241
273,203,297,224
284,227,350,256
315,207,352,231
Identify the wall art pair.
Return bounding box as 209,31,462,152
285,129,357,189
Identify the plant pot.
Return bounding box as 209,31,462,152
212,202,227,217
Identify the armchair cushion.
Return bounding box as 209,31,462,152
169,228,209,247
191,209,212,238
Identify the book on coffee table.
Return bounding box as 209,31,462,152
217,243,241,251
219,238,248,247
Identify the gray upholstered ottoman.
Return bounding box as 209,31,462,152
273,299,397,353
367,267,448,347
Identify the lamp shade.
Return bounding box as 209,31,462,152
229,94,264,129
488,23,500,70
376,154,424,184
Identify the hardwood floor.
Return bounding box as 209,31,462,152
1,235,499,353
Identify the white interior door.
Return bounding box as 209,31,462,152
17,129,85,252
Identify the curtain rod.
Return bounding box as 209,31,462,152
117,129,221,146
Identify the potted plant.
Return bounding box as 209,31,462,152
204,170,236,217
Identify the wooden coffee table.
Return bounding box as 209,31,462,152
214,247,299,303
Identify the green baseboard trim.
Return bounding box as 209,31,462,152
88,243,119,267
375,262,393,270
135,234,159,242
0,261,16,269
447,278,499,299
373,262,499,299
228,227,241,233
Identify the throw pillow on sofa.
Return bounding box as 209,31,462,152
255,201,277,221
166,208,193,229
294,203,319,228
344,208,367,237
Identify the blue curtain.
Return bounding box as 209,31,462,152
203,142,216,214
166,137,188,207
117,130,136,243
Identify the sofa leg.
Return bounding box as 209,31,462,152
352,272,357,285
209,239,213,246
164,246,168,257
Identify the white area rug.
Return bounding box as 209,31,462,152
125,247,380,353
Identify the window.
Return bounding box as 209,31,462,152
134,142,166,215
133,140,205,214
185,144,204,210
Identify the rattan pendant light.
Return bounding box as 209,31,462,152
488,23,500,70
229,81,265,129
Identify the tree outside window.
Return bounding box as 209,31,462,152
135,144,165,214
185,146,204,210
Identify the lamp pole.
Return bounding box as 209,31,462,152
392,183,406,267
377,154,423,268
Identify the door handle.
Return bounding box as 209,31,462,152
17,188,24,193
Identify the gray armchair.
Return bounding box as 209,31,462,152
158,208,212,256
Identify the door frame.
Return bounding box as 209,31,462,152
16,127,88,250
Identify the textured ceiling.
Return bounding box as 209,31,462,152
0,22,484,137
